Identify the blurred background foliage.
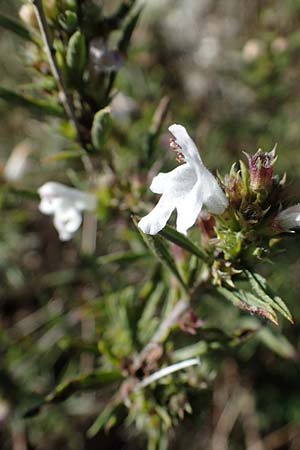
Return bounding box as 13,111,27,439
1,1,300,449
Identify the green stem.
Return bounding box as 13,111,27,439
30,0,93,175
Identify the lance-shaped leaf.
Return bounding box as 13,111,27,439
0,13,38,43
258,327,297,360
24,370,122,417
66,30,87,83
118,6,143,54
91,107,112,151
105,7,142,98
43,149,86,163
160,225,207,260
132,216,187,290
0,87,64,117
217,286,279,325
87,401,123,438
97,250,148,265
246,270,293,324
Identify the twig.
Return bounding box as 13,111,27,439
30,0,94,175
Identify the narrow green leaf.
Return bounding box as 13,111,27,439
0,87,64,117
46,370,121,402
246,270,293,323
66,30,87,82
97,250,148,265
118,6,143,54
24,370,122,417
0,13,38,43
160,225,207,260
43,149,86,163
258,327,297,360
217,286,279,325
91,107,112,151
105,7,142,98
172,341,209,361
132,216,187,291
87,401,122,438
138,282,166,343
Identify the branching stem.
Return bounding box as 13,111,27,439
30,0,94,175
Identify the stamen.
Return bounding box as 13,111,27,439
176,152,185,164
169,138,185,163
169,137,180,151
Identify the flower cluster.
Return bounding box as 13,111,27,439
38,124,300,248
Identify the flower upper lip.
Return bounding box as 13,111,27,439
138,124,228,236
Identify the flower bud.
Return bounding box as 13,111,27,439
19,4,38,28
245,147,277,192
224,163,246,208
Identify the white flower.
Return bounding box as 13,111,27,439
276,205,300,230
138,124,228,235
38,182,97,241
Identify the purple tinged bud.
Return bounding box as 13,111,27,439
245,147,277,192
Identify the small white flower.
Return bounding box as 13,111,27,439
138,124,228,235
276,205,300,230
38,182,97,241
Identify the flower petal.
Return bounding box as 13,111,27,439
38,182,96,212
175,181,203,235
150,164,195,195
53,206,82,241
168,124,202,167
200,170,228,214
39,197,62,215
138,194,175,235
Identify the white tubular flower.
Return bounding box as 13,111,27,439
276,205,300,230
38,182,97,241
138,124,228,235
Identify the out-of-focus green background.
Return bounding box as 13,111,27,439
1,1,300,449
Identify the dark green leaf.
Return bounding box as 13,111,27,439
66,30,87,82
105,7,142,98
91,107,112,151
217,286,279,325
97,250,148,265
24,370,122,417
132,216,188,291
0,87,64,117
246,270,293,323
160,225,207,260
118,6,143,54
